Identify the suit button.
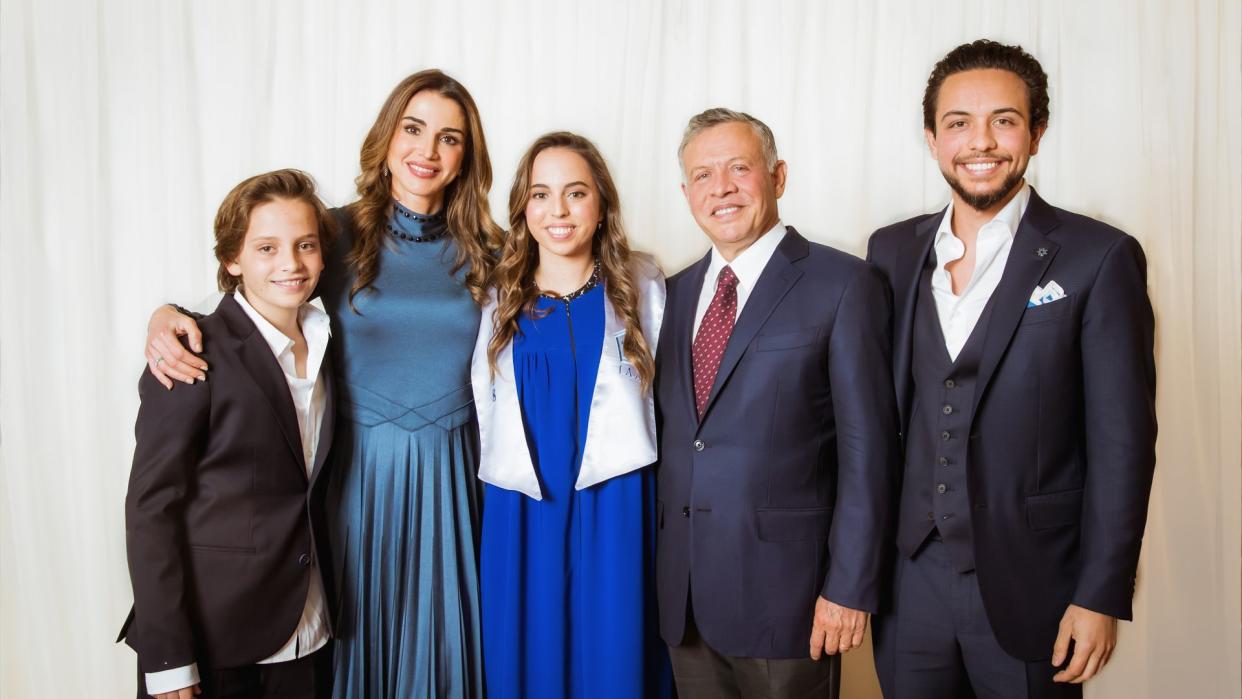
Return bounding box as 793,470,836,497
941,431,951,441
298,553,312,567
693,439,705,452
681,506,691,518
938,457,949,466
942,404,953,415
936,484,947,494
926,511,934,520
944,379,955,388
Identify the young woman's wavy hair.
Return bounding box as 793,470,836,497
345,69,501,309
488,132,655,390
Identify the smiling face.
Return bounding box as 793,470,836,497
926,68,1044,215
524,147,601,265
680,121,786,260
225,197,324,325
385,90,467,214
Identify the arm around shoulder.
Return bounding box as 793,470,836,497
146,299,216,388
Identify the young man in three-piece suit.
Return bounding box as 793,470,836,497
120,170,339,699
655,108,901,699
868,40,1158,698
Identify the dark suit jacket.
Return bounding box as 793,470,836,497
867,189,1157,661
655,227,900,659
119,293,337,673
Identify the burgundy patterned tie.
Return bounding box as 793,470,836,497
692,266,739,420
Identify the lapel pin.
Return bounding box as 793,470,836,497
1036,247,1048,258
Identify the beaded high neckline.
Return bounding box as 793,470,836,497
387,200,448,243
537,258,601,302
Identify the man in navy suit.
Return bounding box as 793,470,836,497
868,40,1158,698
655,107,900,698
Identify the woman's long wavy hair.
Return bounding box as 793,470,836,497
488,132,655,390
345,69,501,309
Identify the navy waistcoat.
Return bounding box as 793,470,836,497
897,256,997,572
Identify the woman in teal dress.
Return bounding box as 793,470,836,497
471,133,672,698
142,70,502,698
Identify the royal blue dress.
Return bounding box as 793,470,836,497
321,203,484,698
479,278,669,699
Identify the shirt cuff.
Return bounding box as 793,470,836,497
145,662,200,695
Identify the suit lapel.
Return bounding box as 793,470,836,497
699,228,807,424
894,211,942,428
220,295,308,479
971,190,1061,416
676,251,712,423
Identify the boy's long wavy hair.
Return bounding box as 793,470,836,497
345,69,501,309
488,132,655,390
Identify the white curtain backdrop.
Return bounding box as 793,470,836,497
2,1,1238,696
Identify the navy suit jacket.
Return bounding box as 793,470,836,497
119,294,337,672
867,190,1157,661
655,227,900,659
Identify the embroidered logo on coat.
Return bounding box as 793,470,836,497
614,330,639,380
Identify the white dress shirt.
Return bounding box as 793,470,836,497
931,183,1030,360
145,291,332,695
692,221,787,340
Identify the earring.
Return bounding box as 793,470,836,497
381,164,389,178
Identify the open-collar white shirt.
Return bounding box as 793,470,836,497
931,183,1030,360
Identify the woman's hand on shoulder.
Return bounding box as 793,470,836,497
146,305,208,389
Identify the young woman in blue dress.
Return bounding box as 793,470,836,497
140,70,502,698
471,132,672,698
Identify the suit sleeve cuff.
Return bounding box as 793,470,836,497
821,577,880,615
1070,589,1134,622
145,662,200,695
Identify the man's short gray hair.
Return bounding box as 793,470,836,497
677,107,780,175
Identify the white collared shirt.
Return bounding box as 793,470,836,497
692,221,787,340
931,183,1030,360
145,291,332,695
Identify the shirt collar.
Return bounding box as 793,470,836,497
232,290,331,360
936,181,1031,245
707,220,787,291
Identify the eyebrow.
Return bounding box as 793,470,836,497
941,107,1024,120
697,156,752,167
402,116,465,136
247,233,317,243
530,181,592,190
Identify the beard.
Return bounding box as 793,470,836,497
944,166,1025,212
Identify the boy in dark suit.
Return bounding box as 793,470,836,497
120,169,339,699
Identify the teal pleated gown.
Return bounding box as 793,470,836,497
320,203,484,698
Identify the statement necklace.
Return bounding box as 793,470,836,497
537,258,601,301
388,201,448,243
